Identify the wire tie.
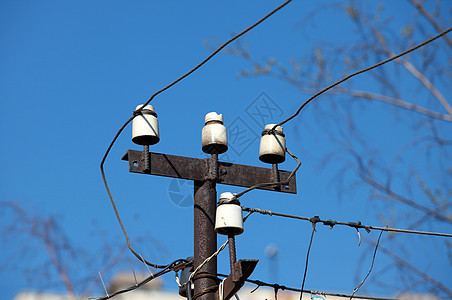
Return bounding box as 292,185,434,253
322,219,337,228
98,271,109,298
131,264,138,286
250,284,260,293
355,221,371,233
310,216,320,230
219,277,226,300
310,216,320,223
175,271,182,287
356,228,362,247
139,253,154,276
263,209,273,216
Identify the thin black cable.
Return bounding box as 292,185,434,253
242,207,452,238
300,225,316,300
350,229,385,300
100,0,293,268
216,274,395,300
273,26,452,130
89,258,186,300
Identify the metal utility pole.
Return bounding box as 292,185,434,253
193,153,218,299
122,150,296,299
123,111,297,300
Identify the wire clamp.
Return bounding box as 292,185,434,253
322,219,337,228
310,216,320,230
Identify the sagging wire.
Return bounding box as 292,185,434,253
234,148,301,198
100,0,293,269
300,223,317,300
272,26,452,130
90,258,188,300
242,207,452,238
216,274,395,300
350,229,385,300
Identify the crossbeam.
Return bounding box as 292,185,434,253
122,150,297,194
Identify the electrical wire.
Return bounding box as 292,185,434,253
350,229,385,300
300,226,316,300
187,281,193,300
193,285,219,300
94,2,452,297
100,0,293,268
89,258,187,300
235,148,301,198
242,207,452,238
187,239,229,287
216,274,396,300
272,26,452,130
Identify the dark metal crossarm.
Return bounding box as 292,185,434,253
122,150,297,194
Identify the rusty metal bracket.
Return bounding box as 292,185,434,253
122,150,297,194
220,259,258,300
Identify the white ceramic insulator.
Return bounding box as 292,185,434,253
202,112,228,154
132,104,160,145
259,124,286,164
215,204,244,235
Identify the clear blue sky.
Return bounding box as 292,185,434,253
1,1,451,300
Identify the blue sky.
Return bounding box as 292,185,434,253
1,1,451,300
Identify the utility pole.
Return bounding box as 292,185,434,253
124,108,297,300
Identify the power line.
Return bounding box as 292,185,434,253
350,230,384,299
90,259,188,300
242,207,452,238
99,0,293,268
95,3,452,299
300,226,316,300
273,26,452,130
216,274,395,300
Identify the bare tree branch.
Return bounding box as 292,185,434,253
364,12,452,117
329,88,452,121
408,0,452,50
364,175,452,224
217,38,452,122
366,238,452,297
